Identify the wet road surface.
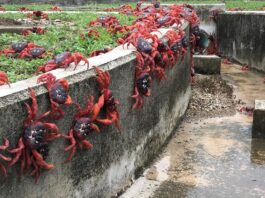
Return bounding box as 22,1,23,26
121,64,265,198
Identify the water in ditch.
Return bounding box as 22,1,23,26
120,63,265,198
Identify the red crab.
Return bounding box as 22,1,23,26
50,6,62,11
0,71,10,87
207,33,218,55
0,42,40,57
80,29,100,40
228,8,244,11
88,16,119,28
37,52,89,73
122,33,159,72
90,48,112,57
22,27,46,36
37,73,72,120
258,6,265,11
241,64,249,71
8,88,60,182
63,96,102,162
19,7,30,12
152,0,160,8
94,67,121,130
19,47,46,59
27,11,48,20
0,6,5,12
210,8,224,23
222,58,232,65
156,15,181,28
165,30,187,61
131,52,152,110
0,138,11,176
239,106,254,116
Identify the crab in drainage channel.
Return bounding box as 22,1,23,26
63,96,102,162
8,88,60,182
37,73,73,120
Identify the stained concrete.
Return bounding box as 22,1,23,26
252,100,265,139
0,24,191,197
194,55,221,74
121,63,265,198
217,12,265,72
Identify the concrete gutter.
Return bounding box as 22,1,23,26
0,22,191,198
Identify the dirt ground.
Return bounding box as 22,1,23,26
185,74,236,121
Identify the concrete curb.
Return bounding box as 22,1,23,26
252,100,265,139
194,55,221,74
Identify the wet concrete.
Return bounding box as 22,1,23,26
121,63,265,198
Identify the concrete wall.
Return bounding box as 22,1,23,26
217,12,265,72
0,25,190,197
192,4,225,34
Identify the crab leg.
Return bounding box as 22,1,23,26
32,149,54,170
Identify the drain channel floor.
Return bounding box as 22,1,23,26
121,64,265,198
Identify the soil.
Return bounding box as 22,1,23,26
185,74,236,121
0,18,22,26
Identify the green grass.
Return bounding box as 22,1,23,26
1,1,265,11
0,13,136,82
1,0,264,82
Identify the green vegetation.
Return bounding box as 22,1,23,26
0,13,136,82
1,0,265,11
0,0,264,82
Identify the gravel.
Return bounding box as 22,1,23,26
185,74,236,121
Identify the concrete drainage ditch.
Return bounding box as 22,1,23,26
0,3,265,198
